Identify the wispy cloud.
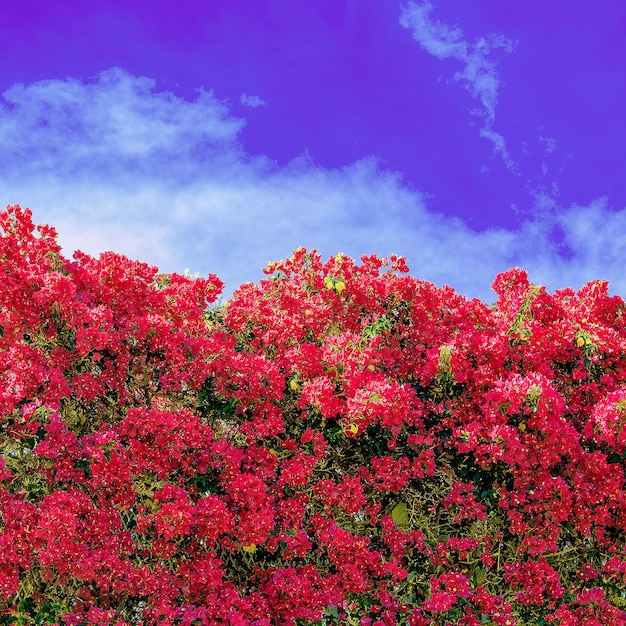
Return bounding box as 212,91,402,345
0,68,624,303
240,93,266,108
399,1,517,171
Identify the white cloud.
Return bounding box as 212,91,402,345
554,199,626,275
1,68,624,304
240,93,266,108
399,1,517,171
0,67,245,179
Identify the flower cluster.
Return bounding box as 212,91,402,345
1,206,625,624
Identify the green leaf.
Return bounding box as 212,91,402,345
474,567,486,586
391,502,409,528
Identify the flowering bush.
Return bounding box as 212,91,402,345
0,204,625,625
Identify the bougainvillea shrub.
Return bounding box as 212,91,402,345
0,204,625,625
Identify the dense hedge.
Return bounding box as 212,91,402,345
0,204,625,625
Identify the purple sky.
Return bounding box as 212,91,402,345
1,1,625,302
